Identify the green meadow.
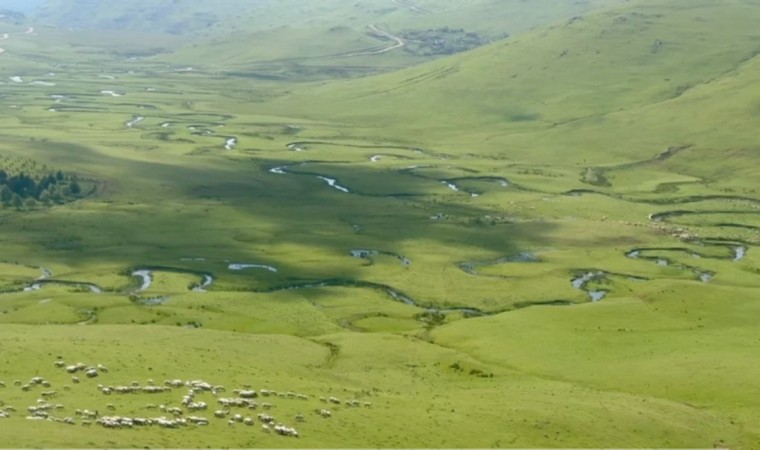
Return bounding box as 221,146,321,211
0,0,759,447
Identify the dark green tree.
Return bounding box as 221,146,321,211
0,185,11,204
39,190,52,204
51,187,65,204
11,193,23,210
69,180,81,195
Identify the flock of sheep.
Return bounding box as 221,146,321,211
0,358,375,439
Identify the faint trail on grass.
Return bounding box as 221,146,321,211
342,25,405,57
309,340,341,369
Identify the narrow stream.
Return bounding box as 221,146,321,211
228,263,278,272
317,176,350,193
131,270,152,292
570,271,608,302
350,249,411,266
126,116,144,128
191,275,215,292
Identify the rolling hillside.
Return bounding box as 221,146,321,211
32,0,623,36
268,0,760,171
1,0,759,447
30,0,626,79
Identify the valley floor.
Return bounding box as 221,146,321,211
0,4,759,447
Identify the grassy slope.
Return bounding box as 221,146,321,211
1,0,760,448
33,0,254,35
34,0,623,36
268,0,760,165
0,324,750,448
27,0,627,81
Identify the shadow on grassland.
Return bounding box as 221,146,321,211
0,144,557,293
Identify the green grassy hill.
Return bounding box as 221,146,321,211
32,0,625,79
270,0,759,133
1,0,759,447
33,0,254,35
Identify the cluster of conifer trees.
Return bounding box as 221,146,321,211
0,169,82,209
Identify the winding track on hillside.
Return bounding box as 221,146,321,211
342,25,405,57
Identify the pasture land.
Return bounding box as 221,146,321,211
0,0,759,447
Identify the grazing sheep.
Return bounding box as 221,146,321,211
274,424,299,437
187,402,207,411
238,390,257,399
0,382,5,388
97,364,108,373
262,424,271,433
54,361,66,368
319,409,332,418
243,417,254,426
257,413,275,424
294,414,305,423
142,386,168,394
133,418,150,426
187,416,210,426
188,380,213,391
262,402,273,410
72,376,80,384
214,410,227,418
